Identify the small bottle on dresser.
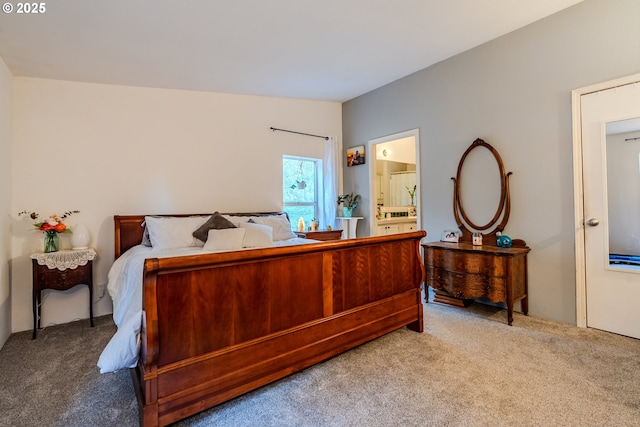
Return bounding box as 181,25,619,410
472,232,483,246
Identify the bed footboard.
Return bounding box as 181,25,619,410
131,231,426,427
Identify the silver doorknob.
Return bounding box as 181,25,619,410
586,218,600,226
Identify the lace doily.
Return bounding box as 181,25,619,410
31,248,97,271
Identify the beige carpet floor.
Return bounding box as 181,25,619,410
1,298,639,427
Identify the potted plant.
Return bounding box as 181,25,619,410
290,160,307,189
337,192,361,218
290,180,306,190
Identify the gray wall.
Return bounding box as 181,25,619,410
342,0,640,324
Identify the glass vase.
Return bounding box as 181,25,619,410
44,231,59,253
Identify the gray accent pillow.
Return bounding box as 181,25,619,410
141,221,151,246
192,212,237,242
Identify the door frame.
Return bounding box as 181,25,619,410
367,129,421,236
571,72,640,328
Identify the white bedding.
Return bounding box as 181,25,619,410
97,238,315,373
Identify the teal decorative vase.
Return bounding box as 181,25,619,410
497,234,513,248
342,207,353,218
44,231,59,253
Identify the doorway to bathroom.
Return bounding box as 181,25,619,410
368,129,420,236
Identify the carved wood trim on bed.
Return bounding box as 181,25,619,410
113,214,426,427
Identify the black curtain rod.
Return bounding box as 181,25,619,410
270,127,329,140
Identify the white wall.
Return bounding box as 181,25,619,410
375,137,415,164
342,0,640,324
10,77,341,333
0,57,13,346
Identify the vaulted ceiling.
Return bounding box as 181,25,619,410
0,0,583,102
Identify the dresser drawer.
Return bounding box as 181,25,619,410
427,248,507,277
35,265,92,291
427,266,507,301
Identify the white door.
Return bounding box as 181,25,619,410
580,80,640,339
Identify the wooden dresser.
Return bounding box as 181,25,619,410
423,241,530,325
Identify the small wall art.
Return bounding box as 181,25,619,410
346,145,365,167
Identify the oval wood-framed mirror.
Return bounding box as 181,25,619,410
452,138,512,245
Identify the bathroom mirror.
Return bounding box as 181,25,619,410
452,138,511,245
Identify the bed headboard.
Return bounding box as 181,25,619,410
114,211,290,259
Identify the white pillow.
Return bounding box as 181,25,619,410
238,222,275,248
251,215,297,241
221,215,253,226
203,228,246,251
144,216,210,250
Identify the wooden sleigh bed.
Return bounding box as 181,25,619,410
113,213,426,427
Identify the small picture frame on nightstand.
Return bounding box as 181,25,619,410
441,230,459,242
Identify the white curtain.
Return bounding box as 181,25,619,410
390,171,416,206
323,136,340,230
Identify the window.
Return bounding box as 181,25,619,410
283,156,322,230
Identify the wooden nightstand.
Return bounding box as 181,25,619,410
30,249,97,339
295,229,343,241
